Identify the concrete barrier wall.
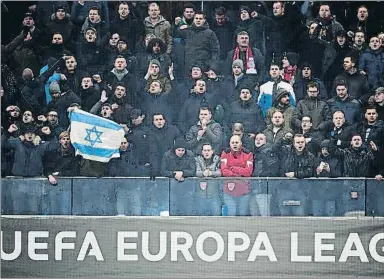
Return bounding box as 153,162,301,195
1,177,381,216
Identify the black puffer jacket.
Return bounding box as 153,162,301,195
110,13,141,54
108,145,148,177
252,143,280,177
161,149,196,178
175,21,220,73
333,70,370,103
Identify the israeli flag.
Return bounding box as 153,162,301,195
69,109,125,162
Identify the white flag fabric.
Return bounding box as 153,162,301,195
69,109,125,162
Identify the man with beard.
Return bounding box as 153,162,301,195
175,10,220,77
90,92,114,121
143,59,172,95
327,82,362,127
358,106,384,157
44,131,78,185
142,80,171,124
186,107,223,155
105,56,138,106
61,55,84,93
226,31,265,84
258,63,296,117
144,2,172,55
110,2,141,54
37,109,65,139
220,135,253,216
348,6,378,40
334,55,370,103
266,88,295,130
138,38,171,79
322,30,352,91
358,36,384,89
225,86,265,140
293,63,328,101
77,27,104,75
45,5,75,49
149,113,180,177
77,75,101,112
2,124,59,177
263,110,294,146
211,6,235,61
194,143,222,216
292,81,331,133
108,38,138,75
3,106,22,132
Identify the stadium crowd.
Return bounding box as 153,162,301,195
1,1,384,195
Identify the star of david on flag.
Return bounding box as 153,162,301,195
69,109,125,162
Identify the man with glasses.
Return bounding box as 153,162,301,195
292,81,331,134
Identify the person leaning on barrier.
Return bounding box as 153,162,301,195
316,139,343,177
194,143,222,216
161,137,196,182
252,133,280,178
220,135,253,216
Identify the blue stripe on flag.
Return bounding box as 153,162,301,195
70,112,122,131
72,143,120,158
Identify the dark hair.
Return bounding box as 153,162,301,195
333,110,345,116
335,80,348,88
194,78,206,85
201,143,213,150
195,10,205,17
364,105,377,113
89,6,100,14
153,113,165,120
115,55,126,61
274,1,285,8
302,115,313,122
357,5,368,11
270,61,281,69
215,6,226,16
146,38,167,54
114,82,126,90
199,106,212,114
183,3,195,11
307,81,319,90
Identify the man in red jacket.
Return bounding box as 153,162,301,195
220,135,253,216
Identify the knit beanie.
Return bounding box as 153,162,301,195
174,137,187,150
150,59,161,69
49,81,61,93
232,59,244,71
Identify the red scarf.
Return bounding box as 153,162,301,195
283,65,297,83
233,46,256,74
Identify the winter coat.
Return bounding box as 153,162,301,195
297,32,326,77
80,18,110,45
334,145,376,177
226,47,266,83
161,149,196,177
175,21,220,73
45,14,75,47
141,91,172,123
281,146,317,178
108,145,148,177
105,70,139,106
225,99,266,135
317,154,343,178
110,14,141,53
263,125,294,147
252,143,280,177
220,148,253,197
358,48,384,88
143,74,172,95
322,42,352,81
149,123,180,176
327,96,362,126
143,16,172,54
108,95,133,125
211,20,235,60
79,86,102,112
325,123,356,149
333,71,370,103
302,128,324,155
195,155,221,198
357,120,384,149
43,146,78,176
79,159,108,177
186,120,223,155
19,79,44,114
76,40,104,75
71,1,109,27
128,124,156,166
292,96,332,131
221,74,257,104
137,52,171,79
178,91,219,134
2,133,59,177
36,1,70,28
234,17,266,56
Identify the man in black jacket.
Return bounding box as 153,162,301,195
211,6,235,61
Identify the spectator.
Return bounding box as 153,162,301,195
252,133,280,177
110,2,141,54
220,135,253,216
79,6,110,45
263,110,294,146
316,139,342,178
226,31,265,84
293,63,328,101
311,4,344,43
45,5,75,49
44,33,72,62
348,5,378,39
195,143,222,215
266,88,295,130
297,115,324,155
350,31,367,58
225,86,265,139
161,137,196,181
19,68,44,114
149,113,180,177
2,124,59,177
186,107,223,155
77,27,104,75
282,52,300,85
71,1,110,30
78,75,101,112
143,59,172,95
325,110,356,149
258,62,296,117
142,80,172,123
40,109,65,138
334,54,370,104
138,38,171,78
211,6,235,61
358,36,384,89
144,2,172,55
35,1,70,30
358,106,384,151
292,81,331,133
109,83,134,125
175,10,220,77
327,82,362,126
109,38,138,75
374,87,384,121
61,55,85,94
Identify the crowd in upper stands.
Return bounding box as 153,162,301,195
1,1,384,189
